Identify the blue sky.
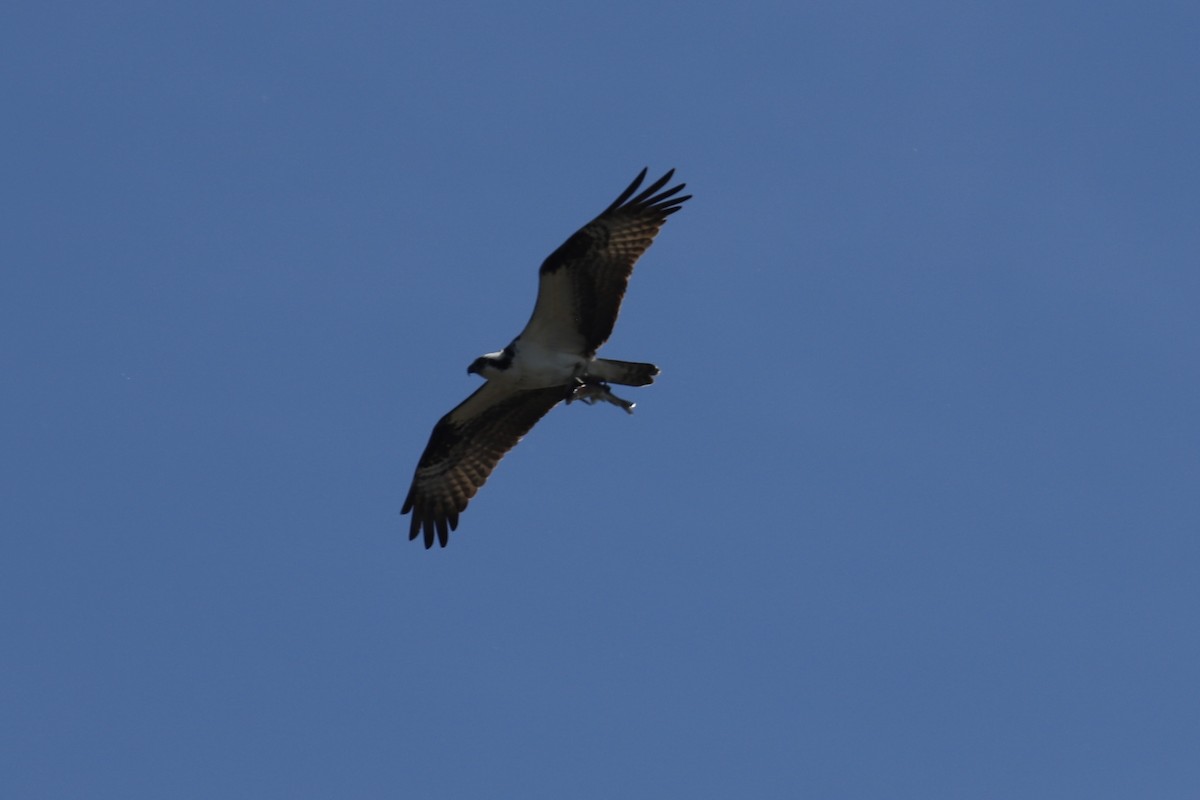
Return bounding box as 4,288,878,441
4,2,1199,797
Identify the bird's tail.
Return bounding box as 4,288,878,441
588,359,660,386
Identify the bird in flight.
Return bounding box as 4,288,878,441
401,168,690,548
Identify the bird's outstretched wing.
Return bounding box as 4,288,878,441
521,168,690,355
402,382,569,548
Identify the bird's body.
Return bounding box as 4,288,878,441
402,169,690,547
473,340,587,389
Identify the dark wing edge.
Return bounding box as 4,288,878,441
540,168,691,277
401,385,568,548
537,168,691,353
600,167,691,219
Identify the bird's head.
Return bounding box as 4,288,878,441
467,347,513,379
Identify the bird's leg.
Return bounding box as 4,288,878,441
567,378,636,414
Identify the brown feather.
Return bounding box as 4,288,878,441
537,169,690,354
402,384,569,547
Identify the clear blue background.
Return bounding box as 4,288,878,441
4,2,1198,797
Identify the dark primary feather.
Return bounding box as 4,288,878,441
536,168,690,354
401,384,569,548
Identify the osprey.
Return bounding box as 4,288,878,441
402,168,690,548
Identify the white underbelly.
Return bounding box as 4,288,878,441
507,344,586,388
